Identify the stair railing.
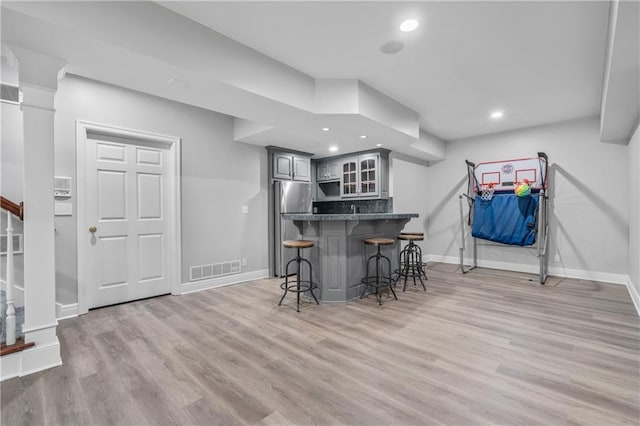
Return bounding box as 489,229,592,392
0,196,23,220
5,210,16,346
1,197,23,347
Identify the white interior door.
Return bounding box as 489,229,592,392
80,129,176,310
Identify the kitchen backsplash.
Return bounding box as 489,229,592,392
313,198,393,214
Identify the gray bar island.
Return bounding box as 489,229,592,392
282,213,418,302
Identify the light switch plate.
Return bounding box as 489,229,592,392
55,202,72,216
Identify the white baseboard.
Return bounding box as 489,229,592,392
547,267,629,286
626,276,640,317
1,339,61,382
56,302,79,320
425,254,629,285
180,269,270,295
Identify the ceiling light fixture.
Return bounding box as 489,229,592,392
329,146,338,152
321,127,330,131
400,19,419,32
490,111,504,119
376,143,383,147
360,135,368,139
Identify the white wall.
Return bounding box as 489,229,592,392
390,153,430,254
628,123,639,300
54,75,268,304
425,117,629,280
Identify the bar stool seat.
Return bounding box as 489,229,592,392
279,240,319,312
395,234,427,292
364,237,395,246
360,238,397,305
398,235,423,242
283,240,314,249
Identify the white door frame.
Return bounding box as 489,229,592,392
76,120,181,315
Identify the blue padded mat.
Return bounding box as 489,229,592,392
472,194,539,246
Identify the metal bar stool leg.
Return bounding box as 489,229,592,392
279,257,297,306
296,248,301,312
300,257,320,305
385,251,398,301
375,248,381,305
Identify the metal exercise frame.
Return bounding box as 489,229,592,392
458,152,549,284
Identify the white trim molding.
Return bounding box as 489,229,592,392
626,277,640,317
56,302,79,320
425,254,630,285
180,269,270,295
1,325,61,382
1,339,62,381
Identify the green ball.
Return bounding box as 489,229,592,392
515,183,531,197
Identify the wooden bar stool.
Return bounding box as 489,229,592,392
360,238,397,305
279,240,319,312
395,234,427,292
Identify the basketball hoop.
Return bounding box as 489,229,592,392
479,184,495,201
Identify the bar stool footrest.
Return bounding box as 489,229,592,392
280,280,318,293
360,276,395,287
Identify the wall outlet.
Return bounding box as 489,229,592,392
554,254,560,262
241,258,247,266
241,205,249,214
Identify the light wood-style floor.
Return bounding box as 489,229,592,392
2,263,639,425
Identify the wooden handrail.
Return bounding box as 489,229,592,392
0,196,23,220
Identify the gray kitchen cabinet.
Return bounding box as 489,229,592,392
271,150,311,182
341,153,379,198
293,156,311,181
316,160,340,182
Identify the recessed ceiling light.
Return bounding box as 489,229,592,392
329,146,338,152
490,111,504,119
321,127,330,132
360,135,368,139
400,19,419,32
376,143,383,147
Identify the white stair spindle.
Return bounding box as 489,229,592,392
5,210,16,346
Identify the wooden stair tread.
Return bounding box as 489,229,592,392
1,338,35,356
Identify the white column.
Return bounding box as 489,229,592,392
7,47,65,375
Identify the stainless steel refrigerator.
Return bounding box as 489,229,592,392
273,180,313,277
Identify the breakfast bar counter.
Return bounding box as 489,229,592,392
282,213,418,302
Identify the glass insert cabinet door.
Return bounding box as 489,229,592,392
360,157,377,196
342,161,358,196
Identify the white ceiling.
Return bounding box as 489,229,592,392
1,1,618,159
161,1,610,141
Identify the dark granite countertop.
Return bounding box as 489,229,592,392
282,213,418,221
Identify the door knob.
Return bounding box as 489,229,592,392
89,225,97,233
